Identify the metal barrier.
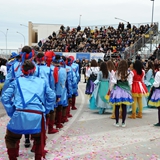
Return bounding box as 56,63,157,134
71,22,155,31
0,49,18,59
124,23,159,59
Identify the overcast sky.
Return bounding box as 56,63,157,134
0,0,160,51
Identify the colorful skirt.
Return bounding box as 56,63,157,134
89,80,112,110
85,79,95,95
145,78,154,92
148,88,160,107
132,81,149,97
109,86,133,106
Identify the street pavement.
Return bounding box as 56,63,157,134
0,80,160,160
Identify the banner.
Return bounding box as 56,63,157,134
76,53,90,60
90,53,104,61
55,52,63,56
54,52,105,61
63,52,77,59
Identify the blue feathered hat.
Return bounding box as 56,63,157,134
10,52,18,58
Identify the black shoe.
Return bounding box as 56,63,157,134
154,123,160,127
24,138,31,148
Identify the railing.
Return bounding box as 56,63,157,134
70,22,155,31
124,23,159,59
0,49,19,59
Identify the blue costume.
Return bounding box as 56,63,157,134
72,62,80,83
50,64,62,107
34,54,60,134
57,66,67,106
54,64,67,128
2,76,55,134
1,47,50,159
144,69,154,92
34,64,51,83
71,63,79,96
89,71,112,113
59,64,73,124
34,63,56,112
2,75,55,159
6,52,19,72
65,65,73,104
6,59,18,72
3,61,22,92
66,58,79,110
3,50,35,92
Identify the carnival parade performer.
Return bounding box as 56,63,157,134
2,46,36,148
58,56,73,124
85,59,99,96
2,46,35,93
53,55,67,129
129,60,148,119
144,61,154,92
69,56,79,110
109,60,133,127
148,64,160,126
89,62,111,114
6,52,20,72
34,51,59,135
46,51,61,134
1,60,56,160
106,60,117,119
62,56,73,120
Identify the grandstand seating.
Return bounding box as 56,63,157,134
38,23,159,59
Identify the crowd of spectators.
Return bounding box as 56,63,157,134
39,22,152,54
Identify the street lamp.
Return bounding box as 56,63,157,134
79,15,82,26
17,31,25,46
20,24,28,28
149,0,155,53
115,17,128,23
151,0,155,25
0,29,9,54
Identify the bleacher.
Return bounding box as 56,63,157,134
37,22,159,59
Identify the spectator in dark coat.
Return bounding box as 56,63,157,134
136,54,141,61
77,25,81,32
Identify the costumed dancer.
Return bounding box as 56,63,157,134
61,56,73,121
144,61,154,92
106,60,116,119
129,60,148,119
45,51,61,134
127,61,136,113
2,46,35,93
69,56,79,110
49,53,64,131
6,52,20,72
35,51,59,134
109,60,133,127
53,55,67,129
2,46,35,148
75,59,82,82
143,61,155,109
85,59,99,96
82,59,87,83
89,62,111,114
148,64,160,126
1,60,56,160
69,56,80,83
